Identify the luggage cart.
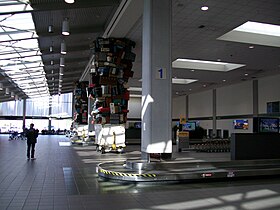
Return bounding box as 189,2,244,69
95,124,126,154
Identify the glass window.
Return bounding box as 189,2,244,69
0,100,23,116
26,97,50,117
0,120,23,133
26,119,48,132
52,119,72,130
51,93,73,118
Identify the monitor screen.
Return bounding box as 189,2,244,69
259,118,279,133
182,122,196,131
233,119,249,129
134,122,141,129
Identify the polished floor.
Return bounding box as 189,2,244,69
0,134,280,210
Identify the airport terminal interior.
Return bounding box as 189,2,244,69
0,0,280,209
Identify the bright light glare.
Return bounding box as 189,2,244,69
235,21,280,37
172,78,197,84
173,58,245,72
217,21,280,47
0,11,49,98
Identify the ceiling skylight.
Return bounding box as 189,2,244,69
172,78,197,84
0,0,33,14
172,59,245,72
0,10,49,98
217,21,280,47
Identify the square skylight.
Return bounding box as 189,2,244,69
217,21,280,47
172,78,197,84
172,59,245,72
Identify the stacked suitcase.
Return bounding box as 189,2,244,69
89,37,136,153
74,81,88,125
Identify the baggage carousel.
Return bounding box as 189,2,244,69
97,159,280,183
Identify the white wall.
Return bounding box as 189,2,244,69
128,75,280,134
258,74,280,114
189,90,212,118
172,95,186,119
199,120,212,130
216,81,253,116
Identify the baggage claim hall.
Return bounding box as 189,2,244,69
0,0,280,210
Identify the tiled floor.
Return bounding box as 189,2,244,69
1,134,280,210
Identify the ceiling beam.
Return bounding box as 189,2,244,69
30,0,120,11
37,25,104,37
40,45,90,55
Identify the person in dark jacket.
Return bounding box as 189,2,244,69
26,123,39,160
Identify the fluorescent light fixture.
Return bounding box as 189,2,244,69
60,57,65,67
11,91,15,98
0,83,3,91
5,88,9,95
61,42,66,54
49,46,53,52
59,75,63,82
48,25,53,33
172,78,197,84
172,58,245,72
62,18,70,36
59,67,64,75
217,21,280,47
128,87,142,92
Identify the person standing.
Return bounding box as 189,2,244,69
26,123,39,160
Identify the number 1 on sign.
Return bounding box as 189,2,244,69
159,69,163,78
156,68,166,79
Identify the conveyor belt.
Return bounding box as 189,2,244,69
97,159,280,182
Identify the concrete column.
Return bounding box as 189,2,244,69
22,99,26,130
186,95,189,120
253,80,259,117
48,102,52,131
212,89,217,138
141,0,172,160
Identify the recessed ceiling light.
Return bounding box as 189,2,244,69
249,45,254,49
217,59,221,61
189,89,192,91
65,0,74,3
191,69,195,72
244,73,248,76
201,6,208,11
203,84,207,87
176,92,179,95
222,79,226,82
218,21,280,47
173,58,245,72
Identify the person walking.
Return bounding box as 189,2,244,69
26,123,39,160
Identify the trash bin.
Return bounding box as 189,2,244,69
176,131,189,152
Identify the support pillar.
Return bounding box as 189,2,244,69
141,0,172,160
48,101,52,131
22,99,26,130
212,89,217,138
186,95,189,120
253,80,259,117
